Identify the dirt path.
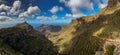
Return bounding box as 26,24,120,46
95,36,120,55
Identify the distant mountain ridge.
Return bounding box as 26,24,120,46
36,24,62,33
35,24,62,38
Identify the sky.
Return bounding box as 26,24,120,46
0,0,108,28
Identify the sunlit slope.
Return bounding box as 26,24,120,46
99,0,120,15
62,7,120,55
48,20,78,53
49,0,120,55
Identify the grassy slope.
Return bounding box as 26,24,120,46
62,8,120,55
49,1,120,55
48,20,78,53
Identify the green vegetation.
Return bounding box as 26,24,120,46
1,0,120,55
105,44,116,55
0,44,24,55
63,9,120,55
0,25,58,55
48,20,77,53
49,1,120,55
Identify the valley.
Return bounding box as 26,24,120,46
1,0,120,55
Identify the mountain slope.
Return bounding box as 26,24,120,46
0,22,58,55
63,0,120,55
100,0,120,15
49,0,120,55
48,20,77,53
62,10,120,55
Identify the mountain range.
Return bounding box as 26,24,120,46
0,0,120,55
35,24,62,38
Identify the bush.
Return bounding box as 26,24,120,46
105,44,116,55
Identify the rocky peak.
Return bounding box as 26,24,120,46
107,0,120,8
15,22,33,30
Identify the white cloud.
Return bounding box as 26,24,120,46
0,4,11,11
0,0,41,21
71,8,85,17
37,15,58,21
65,13,73,18
65,13,85,18
0,0,6,3
60,0,108,18
0,12,6,15
9,0,21,15
99,0,108,9
59,0,93,18
0,16,13,22
19,6,40,19
99,3,107,9
64,0,94,10
27,6,40,15
68,0,93,9
19,12,32,19
0,0,22,16
51,15,58,20
92,0,108,9
37,16,49,20
50,6,63,14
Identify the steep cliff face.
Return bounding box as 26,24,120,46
0,22,58,55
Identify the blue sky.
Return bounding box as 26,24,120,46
0,0,108,28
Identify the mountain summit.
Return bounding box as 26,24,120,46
107,0,120,8
15,22,33,30
100,0,120,15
